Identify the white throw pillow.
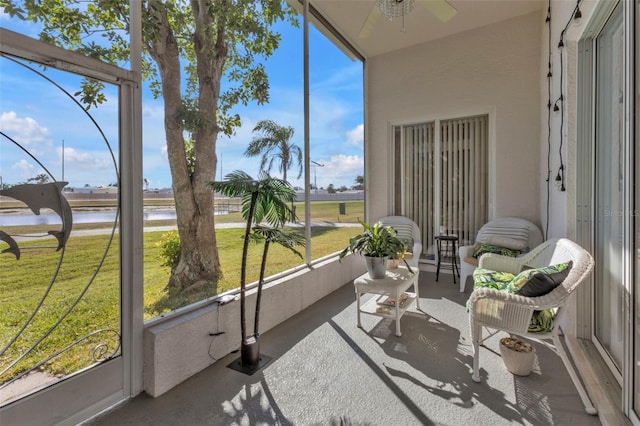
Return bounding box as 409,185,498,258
482,235,527,251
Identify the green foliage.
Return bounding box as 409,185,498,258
5,0,298,128
25,173,50,184
244,120,303,181
4,0,300,290
353,175,364,190
157,230,180,269
73,79,107,110
184,137,196,176
339,221,407,259
210,170,297,227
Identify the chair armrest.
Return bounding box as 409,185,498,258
406,242,422,268
469,284,567,313
478,253,523,274
468,287,565,335
468,288,536,334
459,244,475,261
413,242,422,259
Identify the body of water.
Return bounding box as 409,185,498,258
0,209,184,227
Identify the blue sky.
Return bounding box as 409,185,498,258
0,7,363,190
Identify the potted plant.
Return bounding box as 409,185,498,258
338,221,412,278
209,171,304,372
499,337,536,376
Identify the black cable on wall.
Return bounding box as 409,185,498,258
545,0,582,239
545,0,553,240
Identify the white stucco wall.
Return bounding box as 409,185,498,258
365,11,542,230
541,0,583,239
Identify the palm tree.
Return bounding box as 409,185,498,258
353,175,364,190
245,120,302,182
208,170,304,369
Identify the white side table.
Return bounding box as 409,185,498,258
354,266,420,337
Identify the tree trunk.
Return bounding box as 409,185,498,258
147,1,222,291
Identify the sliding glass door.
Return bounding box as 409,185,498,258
578,0,637,421
393,115,488,259
593,0,624,377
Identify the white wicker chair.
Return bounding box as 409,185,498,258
458,217,543,292
468,238,597,415
378,216,422,269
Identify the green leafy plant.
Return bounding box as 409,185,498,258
339,221,408,259
157,231,181,269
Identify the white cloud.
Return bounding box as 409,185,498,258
287,154,363,189
346,124,364,148
60,146,114,171
0,111,51,146
326,154,363,175
11,159,37,177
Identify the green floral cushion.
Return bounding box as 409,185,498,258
472,242,520,259
528,309,555,333
470,266,563,333
472,268,515,291
511,261,573,297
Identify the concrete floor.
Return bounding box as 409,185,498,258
87,270,602,425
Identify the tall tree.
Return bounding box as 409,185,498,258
5,0,297,291
245,120,302,182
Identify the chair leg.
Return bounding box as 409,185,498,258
459,273,467,292
552,334,598,415
471,324,482,382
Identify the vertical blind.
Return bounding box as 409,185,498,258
394,115,488,258
395,123,435,255
440,116,488,245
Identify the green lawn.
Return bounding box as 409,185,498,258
0,211,362,383
143,225,360,317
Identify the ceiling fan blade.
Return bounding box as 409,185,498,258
358,3,382,39
420,0,458,23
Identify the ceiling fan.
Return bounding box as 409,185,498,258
359,0,458,38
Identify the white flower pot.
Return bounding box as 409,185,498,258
499,337,535,376
364,255,387,279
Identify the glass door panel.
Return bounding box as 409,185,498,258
394,123,436,258
393,115,488,261
0,49,126,423
593,2,624,373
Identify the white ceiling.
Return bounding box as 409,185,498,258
307,0,544,59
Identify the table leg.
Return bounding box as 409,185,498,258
356,290,362,328
435,238,441,282
394,287,401,337
414,275,420,310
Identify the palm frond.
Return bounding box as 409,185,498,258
210,170,297,226
208,170,257,197
252,225,305,259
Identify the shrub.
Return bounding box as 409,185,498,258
158,231,181,268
